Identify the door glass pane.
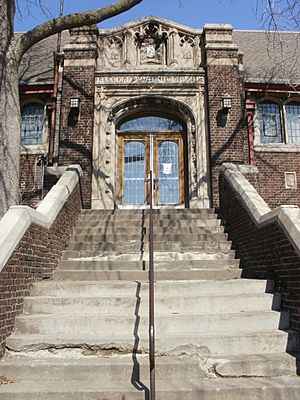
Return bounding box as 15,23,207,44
124,141,145,205
119,117,183,132
158,141,179,204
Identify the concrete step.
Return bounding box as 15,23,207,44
52,268,242,281
74,218,220,233
208,352,299,378
66,232,229,242
58,259,240,271
60,248,234,260
68,225,225,236
73,219,221,229
6,330,289,355
66,240,232,253
29,279,269,297
76,213,218,223
0,354,208,382
22,292,274,315
0,352,297,382
2,376,300,400
79,208,216,216
13,311,281,336
61,250,237,261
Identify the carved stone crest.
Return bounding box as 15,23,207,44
146,45,156,58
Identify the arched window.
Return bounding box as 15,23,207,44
257,101,282,144
285,102,300,144
21,103,44,145
119,116,183,132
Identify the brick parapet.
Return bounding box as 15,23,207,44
219,163,300,338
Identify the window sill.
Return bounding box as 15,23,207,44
254,144,300,153
20,144,48,155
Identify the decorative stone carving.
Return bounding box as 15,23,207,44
135,22,168,66
98,18,202,70
101,35,123,68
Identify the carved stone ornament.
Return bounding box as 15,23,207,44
146,45,156,58
98,18,202,70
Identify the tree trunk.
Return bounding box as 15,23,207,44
0,0,143,218
0,52,21,218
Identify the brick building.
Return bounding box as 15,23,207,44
19,16,300,210
1,16,300,397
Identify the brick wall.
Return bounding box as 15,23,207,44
220,173,300,334
204,25,249,207
19,154,45,208
58,28,98,209
0,184,81,356
58,64,95,208
254,152,300,209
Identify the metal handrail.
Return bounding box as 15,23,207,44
148,170,156,400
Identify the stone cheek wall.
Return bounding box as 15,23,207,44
220,168,300,334
0,182,81,356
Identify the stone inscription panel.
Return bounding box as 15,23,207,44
95,74,204,86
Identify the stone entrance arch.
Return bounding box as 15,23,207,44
92,93,210,209
91,17,210,209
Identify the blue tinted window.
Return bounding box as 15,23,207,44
119,116,183,132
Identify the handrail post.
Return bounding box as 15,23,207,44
149,169,156,400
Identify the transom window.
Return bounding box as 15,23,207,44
257,100,300,144
21,103,45,145
119,116,183,132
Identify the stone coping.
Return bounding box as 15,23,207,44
0,165,82,272
221,163,300,258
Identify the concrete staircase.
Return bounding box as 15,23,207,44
0,209,299,399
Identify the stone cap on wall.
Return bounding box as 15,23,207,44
0,165,83,272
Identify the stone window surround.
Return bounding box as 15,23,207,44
20,98,49,155
253,95,300,152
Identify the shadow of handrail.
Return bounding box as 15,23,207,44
131,281,149,400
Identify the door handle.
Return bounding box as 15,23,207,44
153,176,159,191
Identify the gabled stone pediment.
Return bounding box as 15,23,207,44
98,16,202,71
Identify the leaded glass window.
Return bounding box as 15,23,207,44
258,101,282,144
286,102,300,144
124,141,145,205
158,141,179,204
21,103,44,145
119,116,183,132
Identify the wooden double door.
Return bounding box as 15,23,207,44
118,132,185,207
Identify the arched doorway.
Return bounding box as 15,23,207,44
116,116,186,207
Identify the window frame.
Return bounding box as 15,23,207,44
20,99,48,155
254,97,300,152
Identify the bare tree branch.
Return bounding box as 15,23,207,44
17,0,143,57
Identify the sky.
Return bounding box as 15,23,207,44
15,0,268,32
